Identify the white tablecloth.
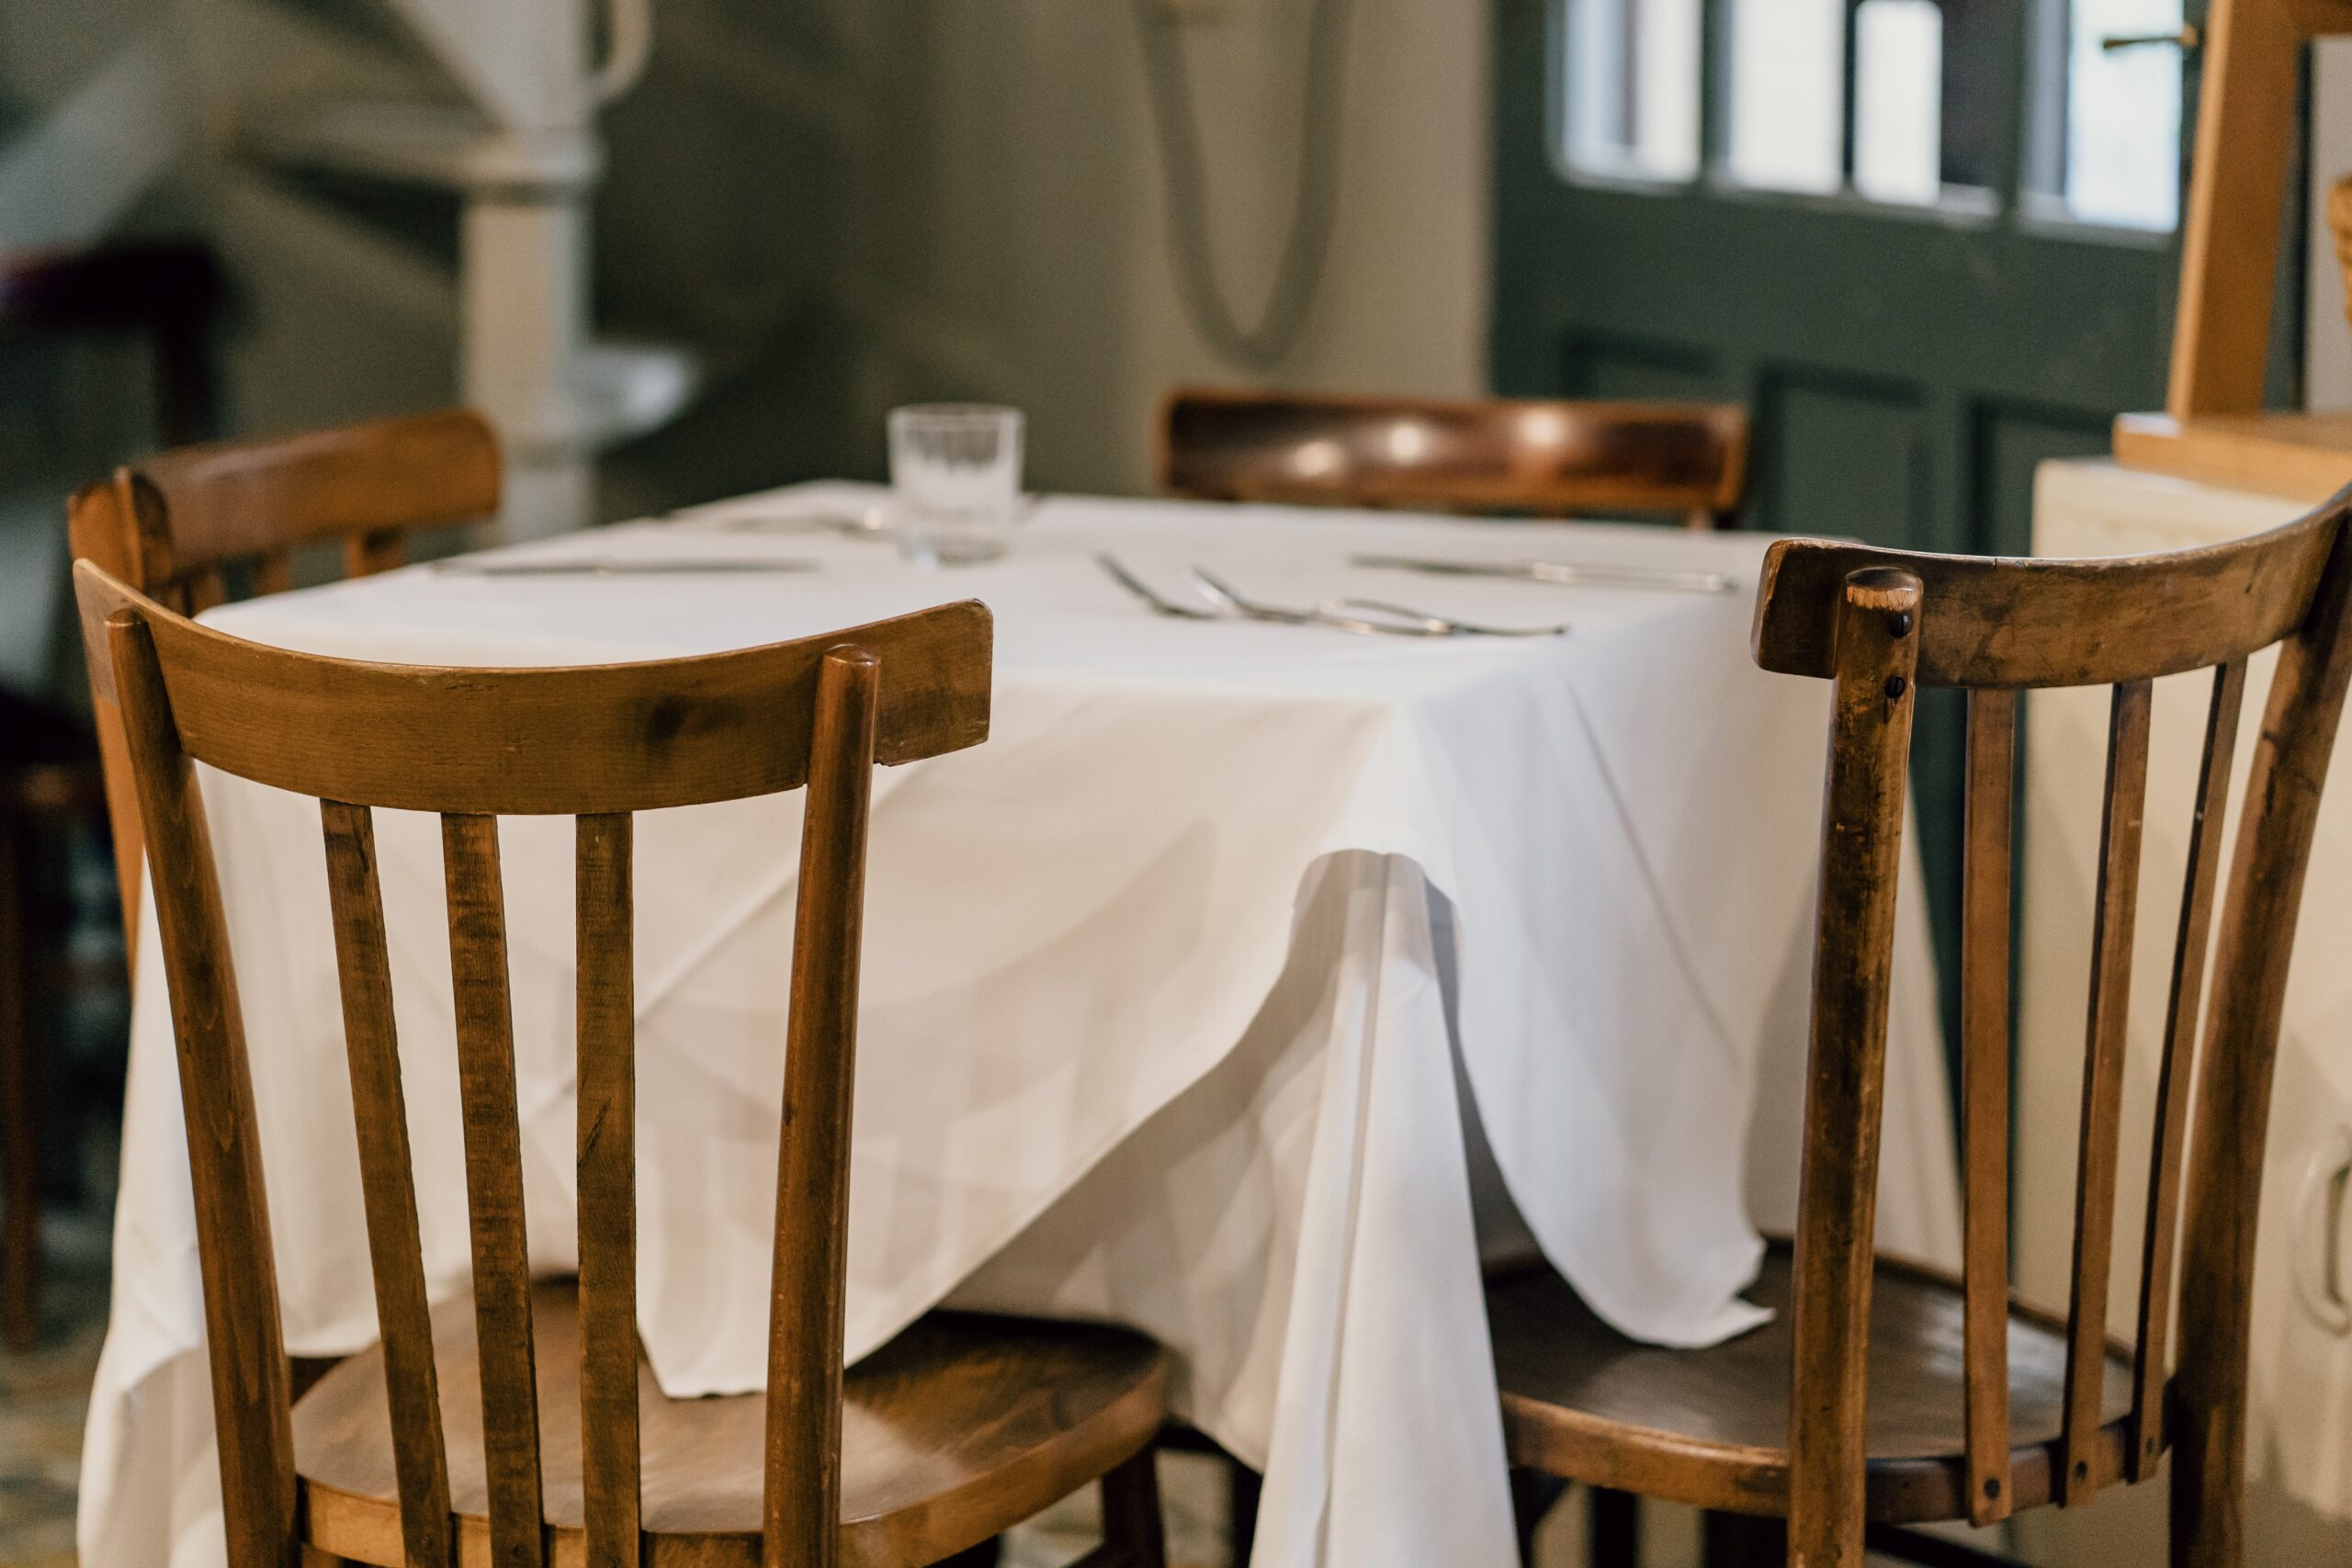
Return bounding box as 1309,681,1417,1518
80,486,1960,1568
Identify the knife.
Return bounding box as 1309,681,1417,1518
1349,553,1738,595
435,558,819,577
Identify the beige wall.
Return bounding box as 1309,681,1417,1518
605,0,1490,506
884,0,1490,493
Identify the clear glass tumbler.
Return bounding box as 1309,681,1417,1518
888,404,1026,566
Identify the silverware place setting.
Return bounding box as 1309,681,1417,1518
1349,552,1739,595
1094,554,1567,637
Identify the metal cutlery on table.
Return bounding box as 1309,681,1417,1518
1192,567,1567,637
1096,554,1222,619
699,508,893,536
1349,552,1739,595
1093,554,1567,637
434,556,819,577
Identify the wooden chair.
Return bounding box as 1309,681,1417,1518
72,561,1171,1568
1487,491,2352,1568
67,407,503,964
1158,388,1749,528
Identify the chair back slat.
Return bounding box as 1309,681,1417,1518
2128,658,2247,1484
253,547,294,598
441,812,548,1568
347,526,409,579
186,565,228,614
763,649,880,1568
1958,687,2016,1526
320,799,455,1568
75,558,991,1568
574,812,641,1567
104,611,300,1567
1784,568,1920,1568
1159,387,1750,526
1752,489,2352,1568
2059,679,2154,1506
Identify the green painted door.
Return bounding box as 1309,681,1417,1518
1493,0,2210,1051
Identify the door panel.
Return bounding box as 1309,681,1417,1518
1494,0,2185,1068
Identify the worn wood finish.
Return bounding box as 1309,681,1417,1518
321,800,454,1568
1490,1245,2135,1525
69,409,497,590
103,610,300,1568
2058,680,2153,1508
575,813,639,1568
1957,689,2015,1528
68,410,501,958
81,564,1170,1568
1503,488,2352,1567
1784,569,1920,1568
2175,514,2352,1568
1749,514,2338,689
295,1292,1168,1568
72,570,992,817
2131,660,2247,1485
443,813,548,1568
1158,387,1749,527
765,649,877,1568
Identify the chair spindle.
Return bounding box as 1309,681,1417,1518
322,800,455,1568
2061,679,2153,1506
2129,658,2249,1483
1958,687,2017,1526
575,812,641,1567
441,811,548,1568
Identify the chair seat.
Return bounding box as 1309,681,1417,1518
295,1281,1169,1568
1487,1241,2142,1524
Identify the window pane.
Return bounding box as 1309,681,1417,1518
2048,0,2184,229
1727,0,1844,194
1853,0,1942,206
1560,0,1701,182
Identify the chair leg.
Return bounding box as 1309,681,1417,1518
1507,1470,1567,1564
1700,1510,1785,1568
1589,1485,1640,1568
1099,1446,1168,1568
1225,1452,1261,1566
0,803,38,1354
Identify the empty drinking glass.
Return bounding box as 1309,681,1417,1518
888,404,1026,566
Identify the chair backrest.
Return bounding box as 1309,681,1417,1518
74,559,993,1568
1748,491,2352,1568
68,408,502,962
1157,386,1749,527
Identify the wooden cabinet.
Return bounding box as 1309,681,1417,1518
2017,458,2352,1562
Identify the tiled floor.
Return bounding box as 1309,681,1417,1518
0,1220,1935,1568
0,1211,107,1568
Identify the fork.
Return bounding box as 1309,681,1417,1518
1191,567,1567,638
1096,554,1224,620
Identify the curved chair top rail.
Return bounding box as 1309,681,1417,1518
1752,490,2352,688
68,408,501,591
1158,386,1750,520
73,559,992,815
